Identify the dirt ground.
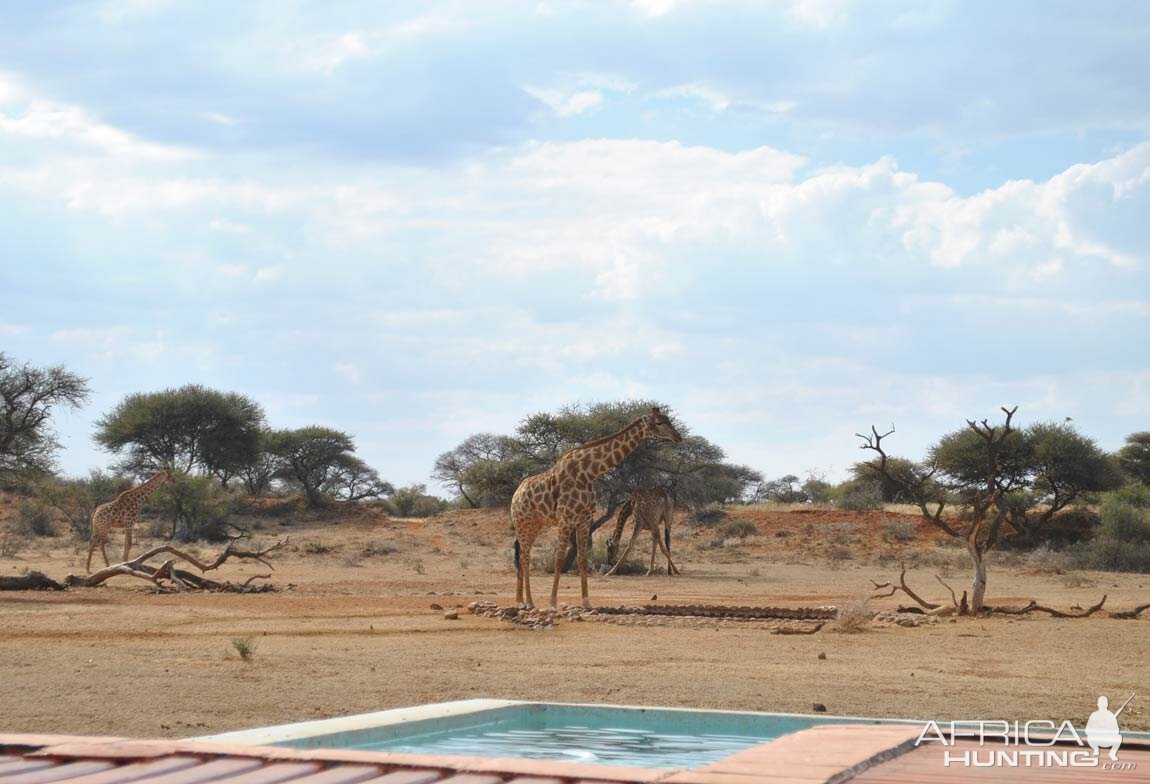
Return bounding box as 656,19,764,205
1,502,1148,740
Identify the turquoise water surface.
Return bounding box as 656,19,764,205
276,703,905,769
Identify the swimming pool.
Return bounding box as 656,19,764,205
199,699,915,769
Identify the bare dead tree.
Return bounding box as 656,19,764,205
857,407,1017,613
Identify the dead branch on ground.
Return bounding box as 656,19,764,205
1110,603,1150,619
986,595,1107,618
52,538,288,593
0,571,67,591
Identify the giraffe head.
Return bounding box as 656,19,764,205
642,406,682,443
152,468,174,485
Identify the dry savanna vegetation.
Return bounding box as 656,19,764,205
2,353,1150,742
2,493,1149,740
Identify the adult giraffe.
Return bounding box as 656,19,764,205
86,469,172,572
604,487,679,577
511,407,683,609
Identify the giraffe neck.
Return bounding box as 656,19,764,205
569,418,649,479
120,473,167,507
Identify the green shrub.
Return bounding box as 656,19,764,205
16,500,55,537
231,637,258,662
154,474,237,541
881,520,916,543
834,480,883,511
688,504,727,527
1071,538,1150,573
717,519,758,539
1098,498,1150,543
1110,483,1150,509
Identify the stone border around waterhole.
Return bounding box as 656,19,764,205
464,600,941,632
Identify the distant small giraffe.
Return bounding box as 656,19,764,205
512,407,683,609
605,488,679,577
86,469,172,572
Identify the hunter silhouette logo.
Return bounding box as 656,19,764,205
1086,694,1134,761
916,693,1138,770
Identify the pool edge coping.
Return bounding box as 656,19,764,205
191,698,922,747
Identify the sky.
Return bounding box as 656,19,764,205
1,0,1148,491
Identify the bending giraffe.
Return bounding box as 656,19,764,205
605,488,679,577
512,407,683,609
86,469,173,572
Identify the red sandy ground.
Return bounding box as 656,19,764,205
1,497,1147,739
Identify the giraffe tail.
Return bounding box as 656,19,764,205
513,538,521,571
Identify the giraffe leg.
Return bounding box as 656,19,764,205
604,520,642,577
648,528,658,575
522,540,536,610
607,501,632,566
516,529,537,609
516,523,539,609
122,525,133,563
576,523,591,609
655,524,679,575
549,524,570,610
86,536,98,573
515,537,524,607
101,539,111,567
663,499,679,575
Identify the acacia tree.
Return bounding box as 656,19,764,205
327,454,395,502
94,384,264,481
434,400,759,517
0,353,90,484
858,408,1121,613
432,433,521,507
1118,432,1150,486
434,400,760,570
858,410,1015,613
267,426,392,507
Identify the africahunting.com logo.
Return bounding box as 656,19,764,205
916,694,1137,771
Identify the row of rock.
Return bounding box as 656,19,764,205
594,604,840,620
467,599,588,630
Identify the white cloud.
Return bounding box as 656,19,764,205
292,15,470,75
0,72,27,105
632,0,851,26
0,93,197,161
525,87,604,117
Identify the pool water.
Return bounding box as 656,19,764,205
352,722,784,768
268,703,906,769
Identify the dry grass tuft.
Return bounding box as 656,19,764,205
831,596,873,633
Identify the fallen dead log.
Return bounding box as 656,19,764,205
987,595,1107,618
1110,603,1150,619
0,571,66,591
0,538,288,593
62,539,286,592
